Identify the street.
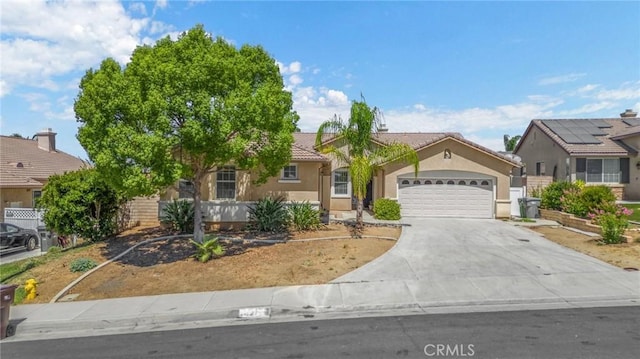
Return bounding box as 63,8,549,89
2,306,639,358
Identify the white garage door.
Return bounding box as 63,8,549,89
398,178,493,218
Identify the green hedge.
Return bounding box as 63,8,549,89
373,198,401,220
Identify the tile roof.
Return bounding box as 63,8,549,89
292,132,520,166
528,118,638,156
0,135,87,188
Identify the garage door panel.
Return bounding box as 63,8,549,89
399,180,493,218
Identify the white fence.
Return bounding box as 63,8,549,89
158,200,321,222
3,207,45,231
509,187,526,217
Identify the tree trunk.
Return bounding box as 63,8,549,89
193,176,204,243
356,197,364,233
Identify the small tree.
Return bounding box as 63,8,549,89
503,134,521,152
37,169,126,242
75,25,298,242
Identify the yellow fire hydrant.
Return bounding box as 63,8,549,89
24,279,38,300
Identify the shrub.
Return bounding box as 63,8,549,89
289,201,321,231
70,258,98,273
191,235,225,263
580,185,616,213
560,186,588,217
161,199,195,233
589,204,633,244
373,198,401,220
248,196,290,232
540,181,579,210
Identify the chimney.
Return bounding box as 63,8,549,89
36,128,56,152
378,123,389,132
620,109,638,118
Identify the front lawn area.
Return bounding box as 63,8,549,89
2,224,400,304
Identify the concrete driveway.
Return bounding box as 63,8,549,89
333,219,639,303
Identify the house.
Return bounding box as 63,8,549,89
160,130,520,224
514,109,640,200
0,129,86,221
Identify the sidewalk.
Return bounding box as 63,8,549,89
5,216,640,342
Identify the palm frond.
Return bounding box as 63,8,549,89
349,156,374,200
369,142,420,176
315,116,346,147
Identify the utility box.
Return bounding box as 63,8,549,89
37,226,51,252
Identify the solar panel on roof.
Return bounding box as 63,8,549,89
623,119,640,127
588,119,612,128
575,134,602,144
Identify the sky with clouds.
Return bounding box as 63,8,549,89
1,0,639,158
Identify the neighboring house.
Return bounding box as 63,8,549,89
0,129,86,221
514,109,640,200
160,130,520,224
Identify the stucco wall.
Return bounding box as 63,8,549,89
516,126,570,181
0,187,39,221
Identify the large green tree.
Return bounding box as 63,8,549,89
75,25,298,242
315,99,419,229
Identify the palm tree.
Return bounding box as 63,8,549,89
315,98,419,230
503,134,521,152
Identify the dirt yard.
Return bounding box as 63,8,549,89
529,226,640,270
13,224,400,303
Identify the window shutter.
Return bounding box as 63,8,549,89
576,158,586,182
620,158,630,184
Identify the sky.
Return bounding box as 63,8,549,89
1,0,639,159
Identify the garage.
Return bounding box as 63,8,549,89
398,175,494,218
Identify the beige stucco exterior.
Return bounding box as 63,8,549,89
382,138,515,218
0,187,40,220
161,134,518,220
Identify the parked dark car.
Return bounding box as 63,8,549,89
0,223,38,251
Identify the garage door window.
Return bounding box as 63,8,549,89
458,180,466,185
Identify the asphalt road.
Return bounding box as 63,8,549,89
3,306,639,359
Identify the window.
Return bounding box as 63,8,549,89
216,166,236,199
401,180,410,185
281,164,298,180
447,180,454,185
413,180,421,184
32,190,42,205
425,180,432,185
535,162,546,176
470,180,478,185
436,180,443,184
481,180,490,186
178,180,194,199
458,180,466,185
576,158,624,183
332,169,350,197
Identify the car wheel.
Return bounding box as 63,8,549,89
25,236,37,251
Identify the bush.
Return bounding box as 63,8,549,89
161,199,194,233
541,181,578,210
580,185,616,213
289,201,321,231
248,196,290,232
373,198,401,220
191,235,225,263
559,186,588,217
70,258,98,273
37,168,126,242
596,213,628,244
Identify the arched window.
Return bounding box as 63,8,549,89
413,180,421,184
436,180,443,184
401,180,410,185
470,180,478,185
481,180,489,186
447,180,455,185
424,180,432,185
458,180,466,185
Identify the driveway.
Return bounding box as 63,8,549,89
333,219,639,303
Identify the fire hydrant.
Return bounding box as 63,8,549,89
24,279,38,300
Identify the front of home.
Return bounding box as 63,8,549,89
160,131,520,224
514,109,640,200
0,129,86,222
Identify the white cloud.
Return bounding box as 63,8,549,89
556,102,617,117
538,73,586,86
0,0,171,97
577,84,599,93
594,81,640,101
128,2,147,15
278,61,302,75
289,74,303,87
